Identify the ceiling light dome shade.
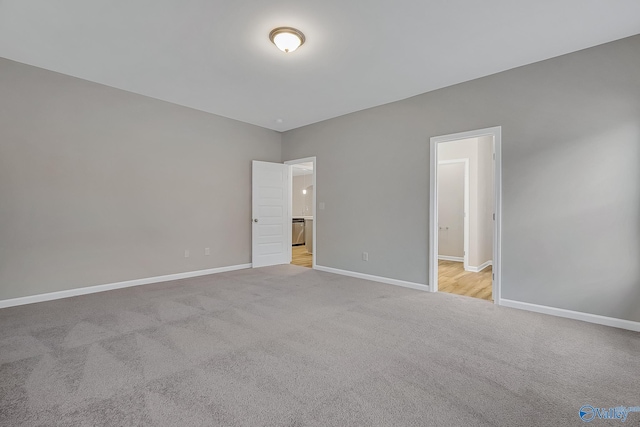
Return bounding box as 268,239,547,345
269,27,305,53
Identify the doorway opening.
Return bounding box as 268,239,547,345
285,157,316,269
429,127,502,303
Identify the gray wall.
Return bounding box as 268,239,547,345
282,35,640,322
0,58,281,300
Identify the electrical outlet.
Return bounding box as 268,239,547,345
184,249,189,258
205,247,210,256
362,252,368,261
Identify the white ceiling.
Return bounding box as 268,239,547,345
1,1,639,132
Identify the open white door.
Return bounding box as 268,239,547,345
252,161,290,268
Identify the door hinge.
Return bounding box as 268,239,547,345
493,152,496,160
493,213,495,220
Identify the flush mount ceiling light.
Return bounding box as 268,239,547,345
269,27,305,53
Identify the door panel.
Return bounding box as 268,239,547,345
438,162,465,258
252,161,290,268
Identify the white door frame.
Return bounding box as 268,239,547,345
429,126,502,303
437,159,470,271
284,156,317,269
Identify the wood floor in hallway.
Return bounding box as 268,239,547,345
438,260,492,301
291,245,312,268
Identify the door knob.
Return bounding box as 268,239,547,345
253,219,258,223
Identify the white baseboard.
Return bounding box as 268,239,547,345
466,260,492,273
438,255,463,262
315,265,429,292
0,263,252,309
499,298,640,332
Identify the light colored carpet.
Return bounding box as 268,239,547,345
1,264,638,426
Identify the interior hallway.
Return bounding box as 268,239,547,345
438,260,492,301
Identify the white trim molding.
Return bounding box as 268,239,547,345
438,255,464,262
0,263,252,309
500,299,640,332
466,260,492,273
315,265,429,292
